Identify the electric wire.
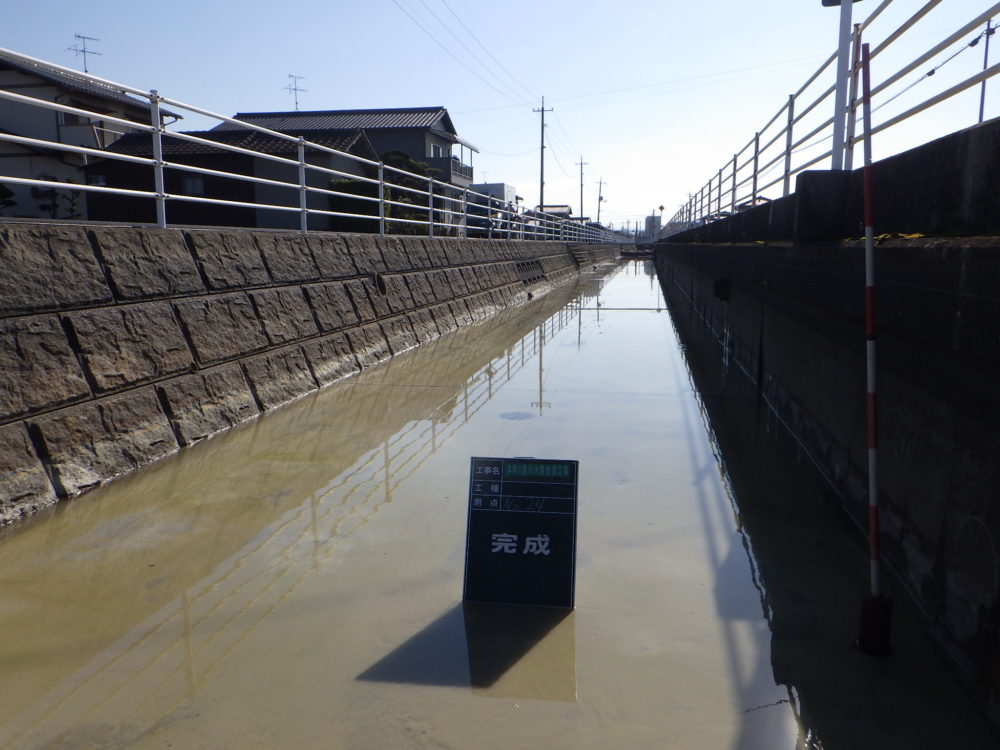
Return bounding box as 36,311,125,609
412,0,528,104
390,0,525,105
438,0,537,102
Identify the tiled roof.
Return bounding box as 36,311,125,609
105,128,375,159
0,49,155,114
214,107,455,133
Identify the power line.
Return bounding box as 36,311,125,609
413,0,527,103
391,0,525,104
438,0,536,101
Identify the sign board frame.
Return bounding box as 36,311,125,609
462,456,579,608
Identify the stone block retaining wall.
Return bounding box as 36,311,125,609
0,223,620,524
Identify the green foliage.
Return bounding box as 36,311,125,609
30,173,82,219
0,183,16,215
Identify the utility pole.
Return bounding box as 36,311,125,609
68,34,101,74
533,97,553,211
575,156,588,221
595,178,605,224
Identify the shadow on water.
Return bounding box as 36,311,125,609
659,267,999,749
357,603,575,701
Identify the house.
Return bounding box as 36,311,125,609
85,128,380,231
214,106,477,188
212,107,477,232
0,48,173,219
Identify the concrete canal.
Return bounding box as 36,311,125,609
0,261,994,749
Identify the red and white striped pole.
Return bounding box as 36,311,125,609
857,41,893,655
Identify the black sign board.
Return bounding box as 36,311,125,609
463,457,578,608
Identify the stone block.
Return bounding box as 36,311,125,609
0,422,57,524
241,346,318,410
407,309,440,344
461,266,483,293
344,279,376,322
380,315,418,355
158,363,259,445
383,274,416,314
0,224,111,315
405,238,432,269
186,230,270,290
250,287,319,345
0,315,90,420
426,270,454,302
404,272,435,308
307,233,358,278
68,302,194,393
254,232,320,282
304,282,359,332
89,228,204,299
378,235,415,271
429,304,458,334
423,238,451,267
446,268,469,295
302,332,360,385
364,276,393,319
32,388,178,496
346,324,391,368
173,293,269,365
345,235,387,275
449,299,475,327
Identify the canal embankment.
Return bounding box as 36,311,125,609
0,222,620,524
655,237,1000,724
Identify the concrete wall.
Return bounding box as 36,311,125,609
0,222,620,524
668,116,1000,244
654,239,1000,720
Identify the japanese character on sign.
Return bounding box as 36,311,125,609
523,534,551,555
491,533,518,554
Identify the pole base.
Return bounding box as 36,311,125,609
857,594,893,655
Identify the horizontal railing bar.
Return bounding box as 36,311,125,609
0,89,156,133
0,132,154,166
0,175,157,198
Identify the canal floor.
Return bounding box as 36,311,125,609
0,261,994,749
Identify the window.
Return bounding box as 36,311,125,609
182,175,205,196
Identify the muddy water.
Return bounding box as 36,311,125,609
0,262,993,749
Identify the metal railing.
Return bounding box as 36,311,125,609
0,47,621,243
665,1,1000,234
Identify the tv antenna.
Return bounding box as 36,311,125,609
284,74,307,111
68,34,101,73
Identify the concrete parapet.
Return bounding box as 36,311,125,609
656,238,1000,723
0,223,625,524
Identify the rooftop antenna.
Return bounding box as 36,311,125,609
68,34,101,74
284,74,307,111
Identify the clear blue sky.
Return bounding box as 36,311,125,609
4,0,993,229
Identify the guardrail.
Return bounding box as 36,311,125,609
665,1,1000,235
0,47,621,243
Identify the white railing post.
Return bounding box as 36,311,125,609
731,154,737,213
297,137,308,234
831,0,855,170
378,162,386,235
462,188,468,238
427,176,434,237
783,95,796,196
752,132,760,205
844,24,863,172
149,90,166,229
716,169,723,215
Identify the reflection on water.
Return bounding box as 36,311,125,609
0,260,992,749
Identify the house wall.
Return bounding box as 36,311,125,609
0,222,621,527
0,69,150,219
